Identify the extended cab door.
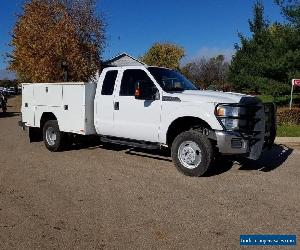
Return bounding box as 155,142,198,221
94,69,119,135
113,68,162,142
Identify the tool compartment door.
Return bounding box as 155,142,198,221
21,84,35,126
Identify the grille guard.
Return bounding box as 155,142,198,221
263,103,277,149
215,101,277,159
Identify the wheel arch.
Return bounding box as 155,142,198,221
166,116,212,146
40,112,57,129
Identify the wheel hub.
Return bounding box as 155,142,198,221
178,141,202,169
46,127,57,146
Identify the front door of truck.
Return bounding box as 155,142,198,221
113,69,161,142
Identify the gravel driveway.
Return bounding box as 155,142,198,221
0,97,299,249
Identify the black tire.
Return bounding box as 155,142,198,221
2,104,6,113
171,130,214,177
43,120,64,152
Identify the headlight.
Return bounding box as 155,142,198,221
219,118,239,130
215,104,240,130
215,105,239,117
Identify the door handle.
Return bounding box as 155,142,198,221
114,101,119,110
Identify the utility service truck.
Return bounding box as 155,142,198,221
19,66,276,176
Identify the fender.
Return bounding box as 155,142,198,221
159,103,223,144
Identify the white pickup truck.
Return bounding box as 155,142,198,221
19,66,276,176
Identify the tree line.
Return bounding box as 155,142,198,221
8,0,300,96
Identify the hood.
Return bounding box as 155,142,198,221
171,90,258,104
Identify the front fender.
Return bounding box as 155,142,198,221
159,102,223,144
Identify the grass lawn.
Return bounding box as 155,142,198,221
277,124,300,137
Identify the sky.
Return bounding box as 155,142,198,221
0,0,285,78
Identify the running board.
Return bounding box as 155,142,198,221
100,136,160,150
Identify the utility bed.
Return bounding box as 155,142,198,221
21,82,96,135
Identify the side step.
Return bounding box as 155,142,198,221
100,136,160,150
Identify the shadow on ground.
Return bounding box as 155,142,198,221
0,112,20,118
237,144,293,172
205,144,293,176
63,136,172,162
36,135,294,176
125,147,172,162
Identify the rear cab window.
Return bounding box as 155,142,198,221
101,70,118,95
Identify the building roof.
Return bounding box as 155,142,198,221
103,53,146,67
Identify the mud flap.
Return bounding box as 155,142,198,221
29,127,43,142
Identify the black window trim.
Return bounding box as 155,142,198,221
119,69,159,97
101,69,119,96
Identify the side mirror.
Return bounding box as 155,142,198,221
135,81,158,100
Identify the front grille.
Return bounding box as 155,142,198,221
216,98,268,139
216,103,262,135
237,105,262,134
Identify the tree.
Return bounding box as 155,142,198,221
140,43,185,70
229,1,300,96
249,0,268,34
9,0,105,82
275,0,300,26
181,55,230,90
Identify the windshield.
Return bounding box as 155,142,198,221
147,67,198,92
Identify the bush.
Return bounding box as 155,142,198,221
258,95,274,103
277,108,300,125
258,94,300,107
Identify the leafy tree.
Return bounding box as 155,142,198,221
181,55,230,90
141,43,185,70
9,0,105,82
229,1,300,96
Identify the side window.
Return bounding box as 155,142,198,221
101,70,118,95
119,69,156,96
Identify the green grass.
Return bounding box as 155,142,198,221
277,124,300,137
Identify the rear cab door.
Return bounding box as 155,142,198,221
94,68,120,135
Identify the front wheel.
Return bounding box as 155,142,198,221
43,120,64,152
171,130,214,177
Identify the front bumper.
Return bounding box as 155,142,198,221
215,131,249,155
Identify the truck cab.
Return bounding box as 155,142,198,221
20,65,276,177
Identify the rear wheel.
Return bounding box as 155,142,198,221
43,120,64,151
1,103,6,113
171,130,214,176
